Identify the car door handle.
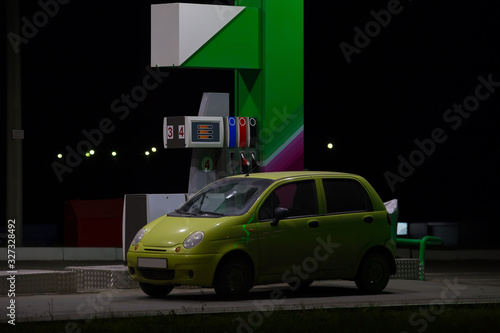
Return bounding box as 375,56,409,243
308,221,319,228
363,216,374,223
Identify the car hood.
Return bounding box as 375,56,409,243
140,214,236,248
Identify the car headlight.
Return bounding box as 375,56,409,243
131,228,146,246
184,231,204,249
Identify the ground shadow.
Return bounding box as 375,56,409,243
138,283,393,302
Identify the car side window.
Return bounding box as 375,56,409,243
259,180,318,221
322,179,373,214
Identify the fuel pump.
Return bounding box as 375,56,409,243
163,93,259,193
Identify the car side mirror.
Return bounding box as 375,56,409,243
270,207,289,226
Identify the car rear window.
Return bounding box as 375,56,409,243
322,179,373,214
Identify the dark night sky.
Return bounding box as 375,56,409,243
3,0,500,245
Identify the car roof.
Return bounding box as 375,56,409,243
230,171,359,181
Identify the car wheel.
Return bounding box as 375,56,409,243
214,257,253,299
139,282,174,298
355,252,390,294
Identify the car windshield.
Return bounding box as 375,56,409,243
172,177,273,217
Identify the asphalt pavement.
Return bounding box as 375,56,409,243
1,258,500,323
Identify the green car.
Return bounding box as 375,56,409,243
127,171,396,299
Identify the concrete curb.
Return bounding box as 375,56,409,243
1,247,123,261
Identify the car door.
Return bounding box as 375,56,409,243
255,179,320,279
314,177,379,274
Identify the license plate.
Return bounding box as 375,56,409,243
138,258,167,269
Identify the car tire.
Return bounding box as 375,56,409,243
139,282,174,298
214,257,253,299
355,252,390,294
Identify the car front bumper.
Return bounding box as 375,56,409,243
127,249,223,287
